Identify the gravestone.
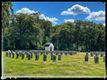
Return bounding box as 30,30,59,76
96,52,99,56
53,54,56,62
103,54,105,62
56,52,58,55
30,52,32,58
35,53,39,61
27,52,31,60
85,52,88,62
65,53,67,56
29,52,33,58
8,50,11,57
16,51,19,59
90,52,93,57
46,52,48,55
11,50,15,58
74,51,77,54
100,53,103,57
72,51,76,55
43,53,47,61
58,53,61,61
25,52,28,58
21,53,24,60
54,53,56,55
94,54,99,64
50,53,54,60
29,52,32,60
26,52,28,58
5,51,9,57
60,53,63,55
69,53,72,55
40,52,43,55
18,51,22,57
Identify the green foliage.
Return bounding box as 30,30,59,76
3,13,52,50
51,20,105,51
2,9,105,51
2,2,13,30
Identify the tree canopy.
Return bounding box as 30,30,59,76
2,2,105,51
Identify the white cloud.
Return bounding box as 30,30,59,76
16,8,58,25
61,11,76,15
39,14,58,25
86,11,105,21
16,8,37,14
64,19,75,23
61,4,91,15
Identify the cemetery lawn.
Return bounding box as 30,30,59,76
2,51,106,78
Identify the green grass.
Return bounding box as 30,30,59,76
2,51,106,78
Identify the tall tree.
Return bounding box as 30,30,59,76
2,2,13,50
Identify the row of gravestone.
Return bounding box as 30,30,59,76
85,52,105,64
5,50,77,61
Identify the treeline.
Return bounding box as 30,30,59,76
3,13,52,50
2,2,105,51
52,21,105,51
3,13,105,51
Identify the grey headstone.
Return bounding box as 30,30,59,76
30,52,32,58
25,52,28,58
85,55,88,62
43,53,47,61
60,53,63,55
5,51,9,57
90,52,93,57
86,52,88,56
8,50,11,57
21,53,24,59
103,54,105,62
46,52,48,55
73,51,77,54
50,53,54,60
27,52,31,60
11,50,15,58
35,53,39,61
85,52,88,62
40,52,43,55
94,54,99,64
29,52,33,58
58,54,61,61
100,53,103,57
69,53,72,55
53,54,56,62
65,53,67,56
18,51,22,57
16,51,19,59
27,55,30,60
56,52,58,55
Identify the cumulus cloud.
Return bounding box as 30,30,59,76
86,11,105,21
61,11,76,15
16,8,58,25
64,19,75,23
61,4,91,15
16,8,37,14
39,14,58,25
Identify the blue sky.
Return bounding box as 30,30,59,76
12,2,105,25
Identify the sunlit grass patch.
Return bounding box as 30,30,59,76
2,51,106,77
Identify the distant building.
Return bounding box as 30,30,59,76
45,42,54,51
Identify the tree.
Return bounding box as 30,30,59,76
3,9,105,51
2,2,13,30
2,2,13,50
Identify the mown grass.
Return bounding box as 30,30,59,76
2,51,106,78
